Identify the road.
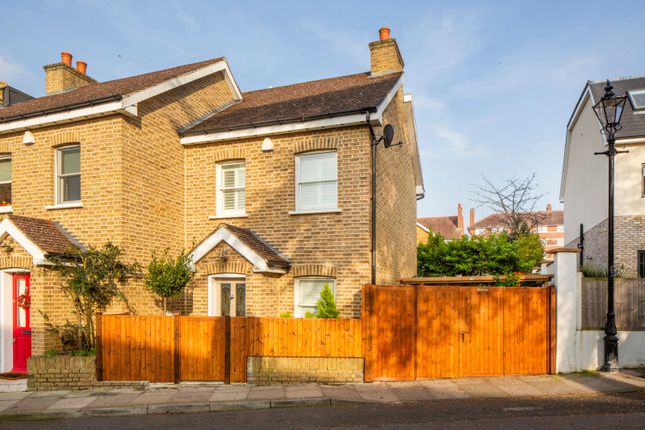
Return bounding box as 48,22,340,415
1,391,644,430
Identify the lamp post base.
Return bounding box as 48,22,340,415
600,334,619,372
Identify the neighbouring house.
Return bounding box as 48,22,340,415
0,29,423,372
561,76,645,276
416,203,465,243
468,204,564,253
0,82,33,108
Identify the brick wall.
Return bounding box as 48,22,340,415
566,215,645,276
44,63,96,95
369,39,404,74
246,356,363,385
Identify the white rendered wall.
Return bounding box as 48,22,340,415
563,100,607,245
577,330,645,370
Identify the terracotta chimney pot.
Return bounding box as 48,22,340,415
61,52,72,66
76,61,87,75
546,203,552,213
379,27,391,41
469,208,475,226
457,203,464,230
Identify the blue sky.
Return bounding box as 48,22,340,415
2,0,645,219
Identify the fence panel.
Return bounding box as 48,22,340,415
582,278,645,329
179,316,226,381
363,284,416,381
230,317,362,383
100,315,175,382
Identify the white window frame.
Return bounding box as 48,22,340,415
628,89,645,111
55,144,81,205
215,161,246,217
0,155,12,213
207,274,246,317
293,151,339,214
293,277,336,318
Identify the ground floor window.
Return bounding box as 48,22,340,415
208,275,246,317
294,278,335,317
638,250,645,278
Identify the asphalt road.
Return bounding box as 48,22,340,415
1,391,644,430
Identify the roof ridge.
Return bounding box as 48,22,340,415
242,71,373,95
589,74,645,85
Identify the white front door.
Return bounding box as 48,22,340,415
209,277,246,317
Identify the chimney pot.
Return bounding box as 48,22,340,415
76,61,87,75
457,203,464,231
546,203,552,212
61,52,72,66
379,27,391,41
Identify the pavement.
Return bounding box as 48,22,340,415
0,370,643,421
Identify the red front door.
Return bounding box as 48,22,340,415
12,274,31,374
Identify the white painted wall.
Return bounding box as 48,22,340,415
545,249,645,372
615,142,645,216
562,99,608,244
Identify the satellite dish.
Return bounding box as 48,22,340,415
383,124,395,148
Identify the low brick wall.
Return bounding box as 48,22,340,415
28,356,147,391
247,356,364,385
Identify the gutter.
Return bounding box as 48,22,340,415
0,94,123,122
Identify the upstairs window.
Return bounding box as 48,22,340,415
0,155,11,207
628,89,645,111
216,161,246,216
295,151,338,212
56,145,81,204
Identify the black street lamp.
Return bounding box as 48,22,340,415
592,80,628,371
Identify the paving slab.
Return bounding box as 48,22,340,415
519,376,582,396
563,374,633,393
454,379,510,398
29,390,70,398
209,400,271,411
86,393,142,408
246,386,286,401
285,384,324,399
209,386,250,402
48,396,97,410
170,387,215,403
488,376,545,397
386,381,436,401
354,383,400,403
131,391,176,405
3,396,60,413
417,379,470,399
0,399,20,412
148,402,210,414
320,385,363,402
0,391,31,401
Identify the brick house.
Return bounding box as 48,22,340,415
468,204,565,253
416,203,465,243
0,29,423,371
561,76,645,276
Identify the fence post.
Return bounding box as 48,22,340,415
173,315,180,384
224,315,231,384
95,313,103,381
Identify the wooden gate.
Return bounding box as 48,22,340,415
363,284,555,381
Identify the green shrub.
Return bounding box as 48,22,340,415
417,231,544,277
279,311,293,318
145,249,194,313
580,263,631,279
304,311,316,318
316,284,340,318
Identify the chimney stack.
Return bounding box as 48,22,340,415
457,203,464,231
546,203,552,213
44,51,97,95
469,208,475,227
369,26,404,75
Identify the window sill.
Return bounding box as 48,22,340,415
0,206,12,214
45,202,83,210
208,213,248,220
289,209,342,216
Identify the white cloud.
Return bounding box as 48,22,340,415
430,125,488,159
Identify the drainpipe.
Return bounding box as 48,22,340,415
366,112,378,285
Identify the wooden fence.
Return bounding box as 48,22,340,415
581,278,645,330
98,283,555,383
97,315,362,383
362,284,556,381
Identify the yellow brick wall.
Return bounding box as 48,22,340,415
375,88,418,283
184,129,373,318
44,63,96,95
416,225,429,244
369,39,404,74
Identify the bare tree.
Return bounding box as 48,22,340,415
471,173,546,238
